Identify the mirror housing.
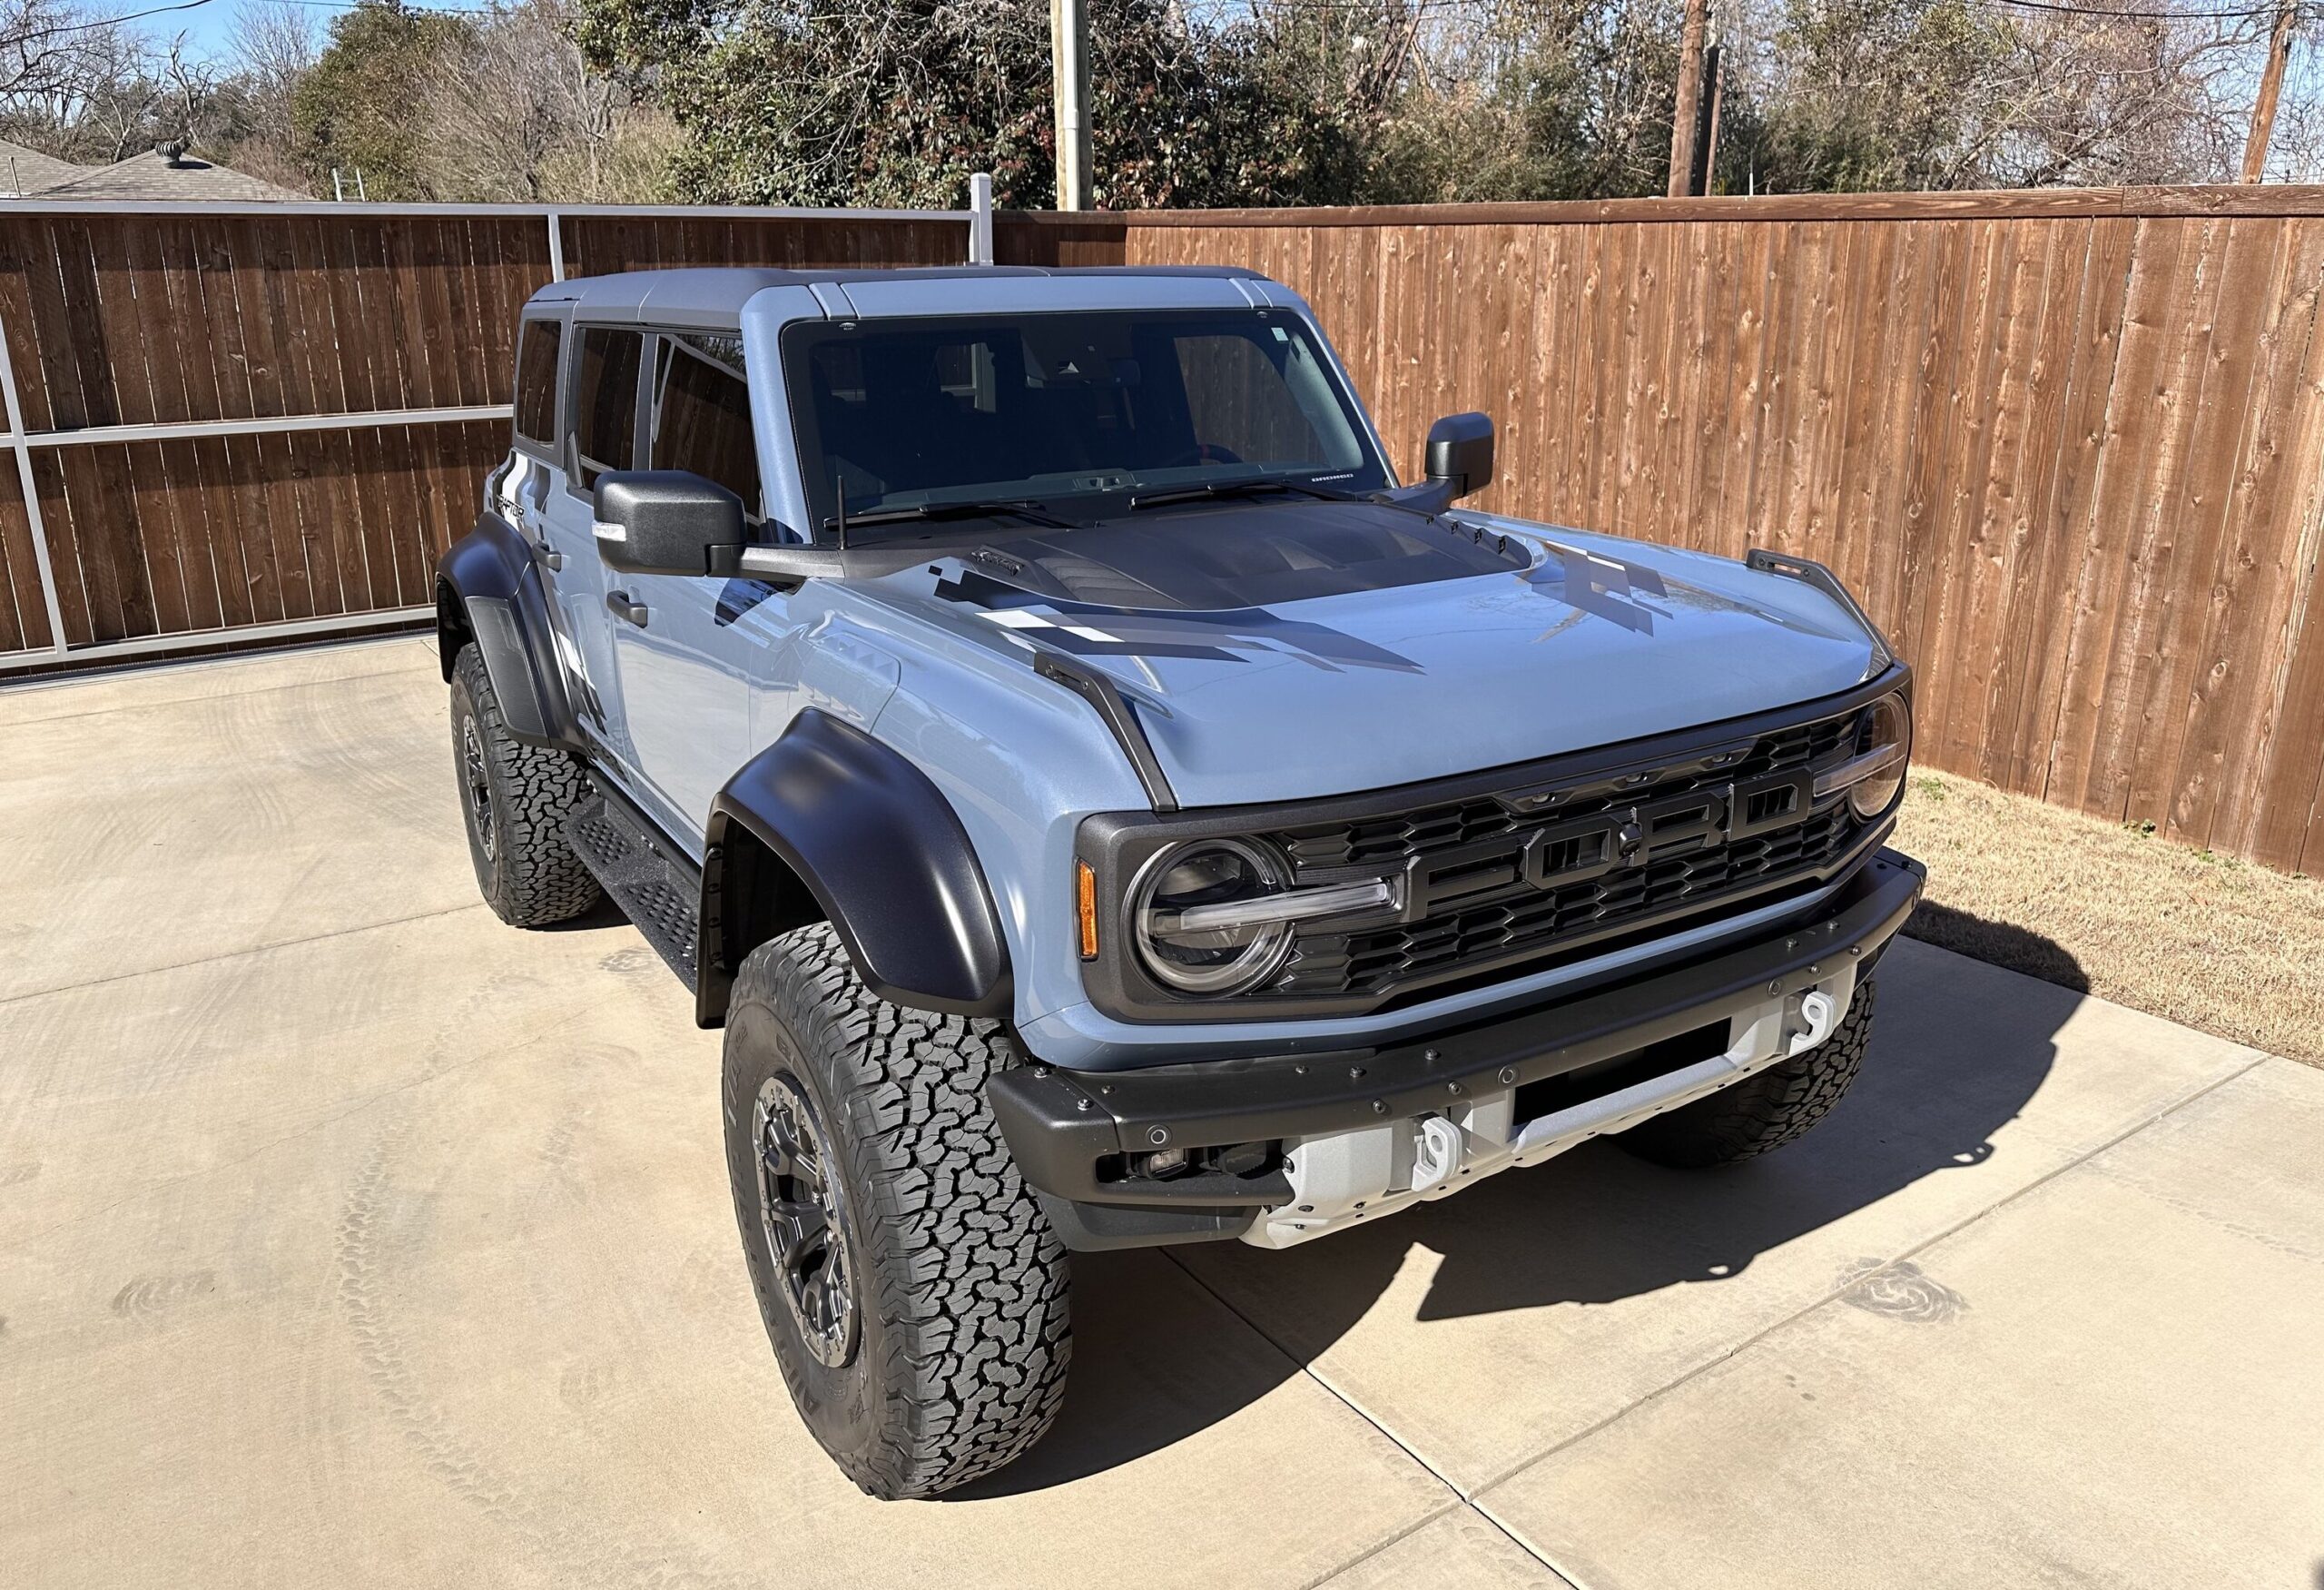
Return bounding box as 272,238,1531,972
1387,412,1495,513
1424,411,1494,500
593,470,746,577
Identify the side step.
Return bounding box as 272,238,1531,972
566,789,703,990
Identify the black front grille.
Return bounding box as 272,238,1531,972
1261,709,1866,1002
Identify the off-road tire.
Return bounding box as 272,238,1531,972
1618,977,1878,1170
448,643,601,927
722,923,1070,1499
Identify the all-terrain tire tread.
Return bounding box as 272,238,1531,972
450,644,601,927
1619,977,1878,1169
732,924,1069,1499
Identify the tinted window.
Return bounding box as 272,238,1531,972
651,334,761,518
1176,333,1331,466
573,327,643,486
513,319,560,447
783,310,1383,537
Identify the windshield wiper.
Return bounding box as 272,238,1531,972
821,498,1075,535
1128,477,1363,511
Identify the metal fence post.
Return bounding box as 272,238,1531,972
968,173,994,267
0,303,68,658
547,209,566,282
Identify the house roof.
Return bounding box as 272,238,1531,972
36,148,306,202
0,139,93,197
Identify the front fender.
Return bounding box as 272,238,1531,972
435,513,584,752
698,709,1011,1023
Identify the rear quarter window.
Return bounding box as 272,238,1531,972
513,319,560,449
573,326,644,488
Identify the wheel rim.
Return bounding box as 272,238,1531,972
459,716,497,863
754,1073,859,1368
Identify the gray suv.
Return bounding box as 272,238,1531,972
435,265,1925,1497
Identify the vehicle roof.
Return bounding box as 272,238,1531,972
527,264,1270,321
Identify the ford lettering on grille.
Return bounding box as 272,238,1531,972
1257,706,1867,1002
1388,769,1816,924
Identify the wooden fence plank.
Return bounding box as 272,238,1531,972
0,458,41,651
2046,217,2190,810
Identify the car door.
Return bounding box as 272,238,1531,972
602,328,798,842
539,318,642,765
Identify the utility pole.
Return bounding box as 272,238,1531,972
1692,42,1724,195
1050,0,1091,211
2243,2,2298,183
1669,0,1709,197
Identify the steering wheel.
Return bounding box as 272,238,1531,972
1159,442,1246,469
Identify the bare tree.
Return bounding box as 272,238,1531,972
215,0,320,186
418,0,676,201
0,0,121,102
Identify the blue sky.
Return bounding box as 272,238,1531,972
143,0,478,63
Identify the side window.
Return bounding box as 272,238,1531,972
512,319,560,450
650,333,762,518
572,326,644,489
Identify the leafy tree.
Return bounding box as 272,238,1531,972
1737,0,2015,191
575,0,1379,207
1358,0,1693,202
290,0,475,198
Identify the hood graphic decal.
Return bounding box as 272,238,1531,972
931,567,1423,674
1521,540,1670,636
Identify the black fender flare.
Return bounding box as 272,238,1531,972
434,512,585,752
696,709,1012,1025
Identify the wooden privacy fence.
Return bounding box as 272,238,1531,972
1,188,2319,870
1003,190,2324,874
0,196,985,670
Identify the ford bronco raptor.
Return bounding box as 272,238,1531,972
436,264,1924,1498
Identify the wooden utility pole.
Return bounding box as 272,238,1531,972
1050,0,1091,211
1669,0,1709,197
1696,42,1724,195
2242,3,2298,183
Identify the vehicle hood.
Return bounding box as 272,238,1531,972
862,500,1886,809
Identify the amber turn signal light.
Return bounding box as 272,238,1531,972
1077,861,1100,961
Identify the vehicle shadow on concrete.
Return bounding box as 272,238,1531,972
961,923,2083,1496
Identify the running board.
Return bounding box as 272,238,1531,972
566,787,703,991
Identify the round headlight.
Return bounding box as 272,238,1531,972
1129,838,1295,996
1849,693,1911,817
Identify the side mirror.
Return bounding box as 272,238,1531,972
592,470,746,576
1424,411,1494,501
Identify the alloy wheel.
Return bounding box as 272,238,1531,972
460,716,497,863
754,1072,860,1368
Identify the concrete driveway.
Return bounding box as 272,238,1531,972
2,637,2319,1589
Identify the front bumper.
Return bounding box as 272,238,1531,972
989,848,1925,1250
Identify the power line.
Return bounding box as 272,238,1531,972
14,0,214,44
1987,0,2280,21
16,0,492,43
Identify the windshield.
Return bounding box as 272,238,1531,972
782,309,1388,538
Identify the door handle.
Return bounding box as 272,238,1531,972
533,539,563,572
606,590,648,627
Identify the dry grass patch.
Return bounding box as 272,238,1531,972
1893,767,2324,1066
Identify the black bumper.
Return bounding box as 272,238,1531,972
989,849,1925,1249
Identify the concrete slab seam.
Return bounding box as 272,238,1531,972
0,902,490,1010
0,655,438,726
1463,1042,2279,1529
0,634,431,705
1162,1249,1583,1589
